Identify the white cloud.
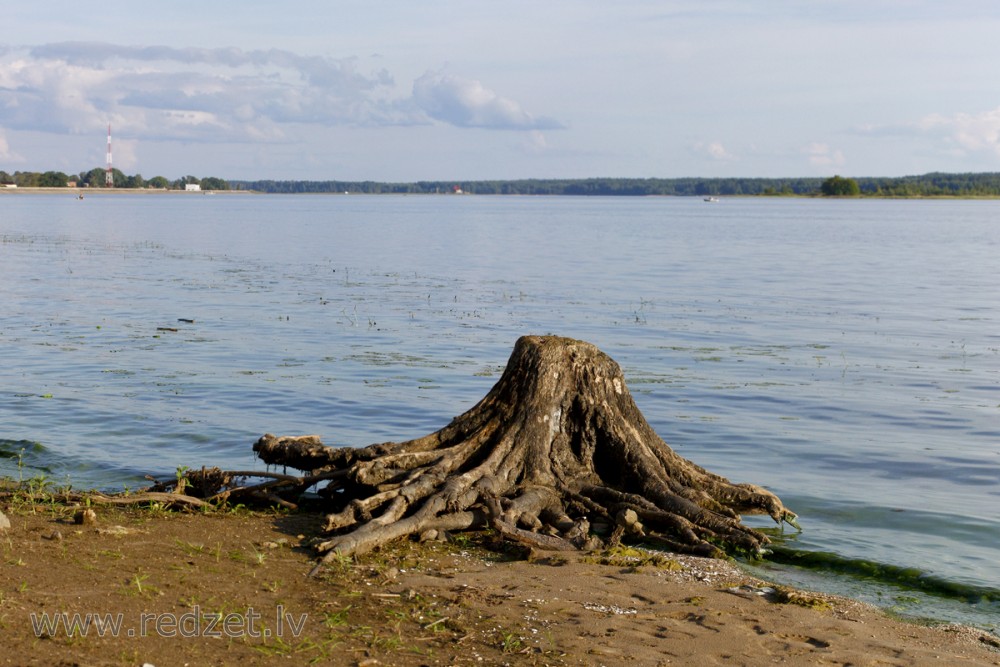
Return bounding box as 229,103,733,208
524,130,550,153
0,129,22,162
112,137,139,171
0,43,563,147
693,140,736,161
860,106,1000,160
804,142,845,167
918,108,1000,156
412,71,563,130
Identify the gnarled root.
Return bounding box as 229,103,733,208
242,336,795,575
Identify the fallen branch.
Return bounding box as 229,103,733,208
77,491,211,510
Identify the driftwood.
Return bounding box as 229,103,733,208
83,491,212,509
180,335,797,573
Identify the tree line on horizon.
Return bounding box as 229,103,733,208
231,172,1000,197
5,168,1000,197
0,168,229,191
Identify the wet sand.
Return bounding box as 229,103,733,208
1,503,997,666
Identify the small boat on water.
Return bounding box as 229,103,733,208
703,196,720,202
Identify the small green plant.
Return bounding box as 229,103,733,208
6,471,57,511
448,533,474,548
131,573,149,595
175,466,189,494
126,572,160,598
218,502,250,515
250,545,267,566
324,551,354,572
145,501,167,516
252,636,338,663
174,539,207,557
497,628,524,653
116,649,141,665
365,629,402,651
253,635,293,657
426,618,450,633
323,605,352,628
384,608,408,622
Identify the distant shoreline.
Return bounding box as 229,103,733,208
0,188,1000,201
7,171,1000,197
0,187,253,195
3,187,1000,199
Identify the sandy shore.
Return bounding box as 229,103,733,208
0,502,997,666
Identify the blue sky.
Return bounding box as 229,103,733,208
3,1,1000,181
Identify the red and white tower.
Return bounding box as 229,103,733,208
105,123,114,187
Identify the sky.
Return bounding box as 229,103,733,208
3,1,1000,181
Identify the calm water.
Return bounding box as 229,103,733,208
2,193,998,631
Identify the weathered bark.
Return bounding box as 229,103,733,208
249,335,796,572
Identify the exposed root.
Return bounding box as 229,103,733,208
171,336,796,573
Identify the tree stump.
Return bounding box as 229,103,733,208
253,335,796,572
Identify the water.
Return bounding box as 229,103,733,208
2,193,998,632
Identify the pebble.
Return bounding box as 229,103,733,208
262,537,289,549
74,508,98,525
0,510,10,533
727,585,777,599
